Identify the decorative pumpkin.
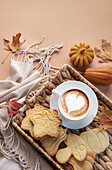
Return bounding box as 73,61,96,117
69,42,94,67
84,65,112,86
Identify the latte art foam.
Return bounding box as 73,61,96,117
60,90,89,117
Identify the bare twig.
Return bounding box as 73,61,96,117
2,51,11,64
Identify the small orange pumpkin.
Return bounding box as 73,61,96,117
69,42,94,67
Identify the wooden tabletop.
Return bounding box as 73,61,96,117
0,0,112,100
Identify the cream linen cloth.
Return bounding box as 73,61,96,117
0,59,54,170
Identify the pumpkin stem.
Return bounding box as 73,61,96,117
78,71,84,76
79,48,86,54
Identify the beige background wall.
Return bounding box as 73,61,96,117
0,0,112,100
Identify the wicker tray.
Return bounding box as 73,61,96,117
12,64,112,170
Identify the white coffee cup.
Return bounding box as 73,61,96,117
52,84,90,121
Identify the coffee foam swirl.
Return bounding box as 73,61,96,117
60,90,89,117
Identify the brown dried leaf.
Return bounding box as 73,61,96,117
94,108,112,130
3,33,26,52
94,39,112,63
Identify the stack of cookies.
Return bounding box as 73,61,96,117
21,104,68,158
56,128,109,170
21,104,62,139
21,105,109,170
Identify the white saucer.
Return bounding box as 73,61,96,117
50,81,98,129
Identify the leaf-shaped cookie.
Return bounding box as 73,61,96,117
85,127,101,154
21,104,42,136
101,130,109,148
30,108,62,139
80,132,92,151
80,128,109,154
92,128,108,152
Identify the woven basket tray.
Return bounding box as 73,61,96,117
12,64,112,170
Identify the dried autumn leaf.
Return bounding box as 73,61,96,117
94,108,112,130
3,33,26,52
6,99,23,115
94,39,112,63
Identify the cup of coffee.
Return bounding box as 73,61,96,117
52,86,90,120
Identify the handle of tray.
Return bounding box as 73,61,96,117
25,75,50,104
